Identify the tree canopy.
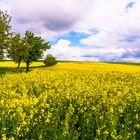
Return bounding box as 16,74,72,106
23,31,51,71
0,10,12,59
7,33,28,71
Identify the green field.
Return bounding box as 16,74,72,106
0,62,140,140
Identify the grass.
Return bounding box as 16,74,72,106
0,61,45,74
0,61,140,75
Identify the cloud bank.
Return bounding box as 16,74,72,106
0,0,140,62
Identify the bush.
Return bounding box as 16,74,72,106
43,54,57,66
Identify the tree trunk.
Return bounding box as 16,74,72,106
16,61,21,72
0,49,4,60
26,61,30,72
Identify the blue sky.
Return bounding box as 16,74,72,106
50,31,90,46
125,1,135,12
0,0,140,62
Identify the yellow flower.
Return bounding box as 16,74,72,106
2,134,6,140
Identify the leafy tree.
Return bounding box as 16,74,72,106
23,31,51,71
44,54,57,66
0,10,12,59
7,34,28,71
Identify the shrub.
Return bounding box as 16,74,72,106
43,54,57,66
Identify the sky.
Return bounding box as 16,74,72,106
0,0,140,62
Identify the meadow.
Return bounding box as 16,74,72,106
0,61,140,140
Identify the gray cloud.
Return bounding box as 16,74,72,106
43,17,77,31
1,0,91,37
14,9,79,32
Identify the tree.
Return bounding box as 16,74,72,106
44,54,57,66
23,31,51,71
0,10,12,59
7,34,28,71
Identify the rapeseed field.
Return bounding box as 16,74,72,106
0,62,140,139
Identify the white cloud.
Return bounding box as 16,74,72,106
80,31,121,47
47,39,126,62
74,0,140,33
47,39,86,61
